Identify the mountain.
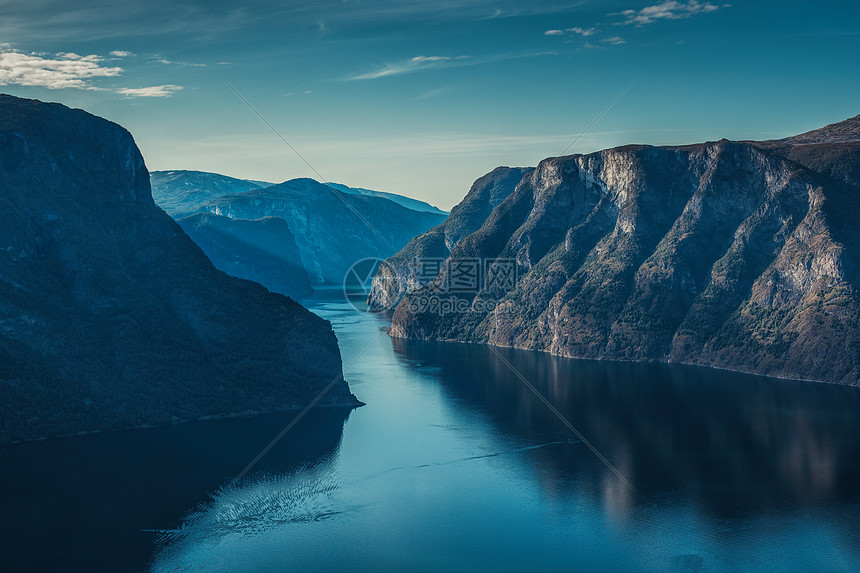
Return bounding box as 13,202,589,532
176,213,313,299
749,114,860,188
368,167,531,310
201,178,448,284
0,94,359,444
387,115,860,386
327,182,448,215
151,172,448,286
150,170,271,217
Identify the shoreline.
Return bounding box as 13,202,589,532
388,331,860,389
1,399,364,447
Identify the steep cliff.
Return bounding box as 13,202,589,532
390,116,860,385
368,166,531,310
0,95,358,444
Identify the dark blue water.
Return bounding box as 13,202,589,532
3,288,860,571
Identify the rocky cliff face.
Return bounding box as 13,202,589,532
368,166,531,310
389,116,860,385
0,95,358,444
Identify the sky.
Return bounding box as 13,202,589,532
0,0,858,209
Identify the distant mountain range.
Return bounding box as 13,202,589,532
326,182,447,215
150,170,272,217
0,95,359,444
378,115,860,386
151,171,448,291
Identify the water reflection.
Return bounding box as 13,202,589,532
391,339,860,515
0,408,351,572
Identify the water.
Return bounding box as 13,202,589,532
3,288,860,571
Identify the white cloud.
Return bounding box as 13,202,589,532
602,36,627,45
0,46,183,98
0,49,122,89
410,55,461,63
116,84,183,97
612,1,727,26
545,26,598,38
567,26,598,36
110,50,135,57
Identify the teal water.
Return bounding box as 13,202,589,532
3,288,860,571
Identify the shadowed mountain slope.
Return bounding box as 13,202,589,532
0,95,359,444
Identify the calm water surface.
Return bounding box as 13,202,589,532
3,288,860,572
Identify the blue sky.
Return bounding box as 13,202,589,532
1,0,858,208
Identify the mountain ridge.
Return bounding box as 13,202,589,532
326,182,447,215
152,171,448,287
200,177,448,284
385,114,860,385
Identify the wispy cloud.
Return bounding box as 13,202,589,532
546,26,598,37
545,25,626,50
110,50,135,57
163,128,687,162
151,56,206,67
611,1,727,26
347,52,552,81
0,49,122,89
116,84,183,97
415,87,452,100
348,55,468,80
569,26,598,36
602,36,627,45
0,1,580,44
